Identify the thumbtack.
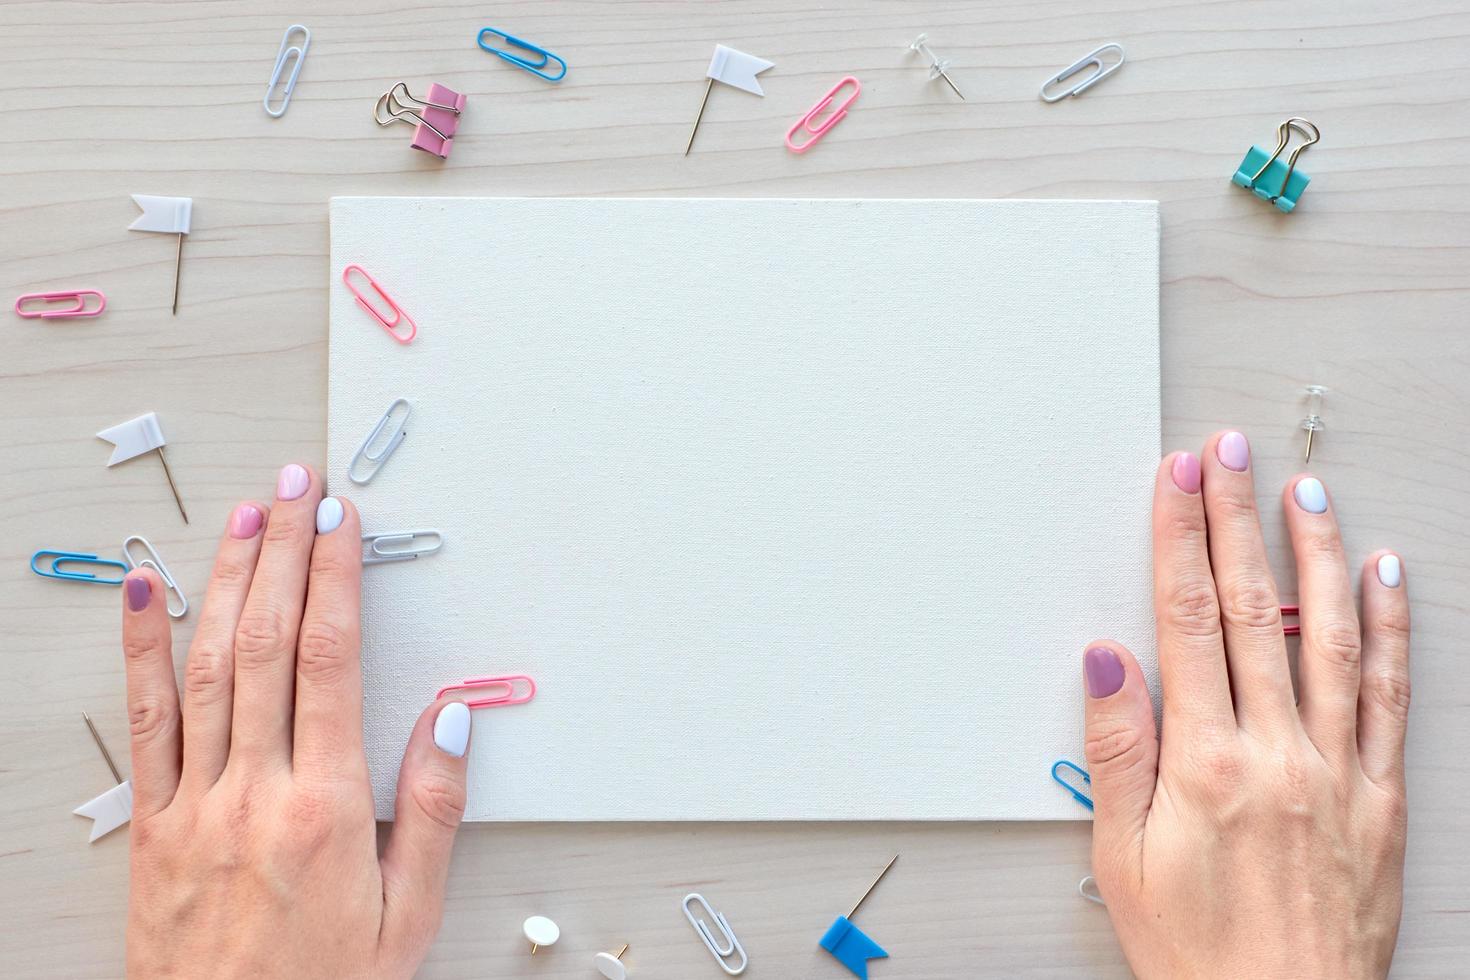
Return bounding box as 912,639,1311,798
523,915,560,955
1300,385,1327,463
819,854,898,979
908,34,965,100
594,943,630,979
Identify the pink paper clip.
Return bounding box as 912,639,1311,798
436,674,536,709
785,76,860,154
342,264,416,344
15,289,106,319
374,81,466,159
1281,605,1300,636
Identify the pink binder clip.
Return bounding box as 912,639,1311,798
342,264,416,344
436,675,537,709
374,81,466,159
785,76,860,154
15,289,106,319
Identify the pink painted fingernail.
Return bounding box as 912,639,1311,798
277,464,310,501
126,575,151,612
1217,431,1249,472
1084,646,1125,699
1171,452,1201,494
228,503,264,539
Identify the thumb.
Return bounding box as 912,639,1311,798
378,698,471,973
1082,642,1158,883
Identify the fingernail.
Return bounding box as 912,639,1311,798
277,463,310,501
126,575,151,612
433,701,472,758
1171,452,1201,494
1216,431,1250,472
1377,554,1402,588
1294,476,1328,514
228,503,264,539
316,497,344,534
1084,646,1126,699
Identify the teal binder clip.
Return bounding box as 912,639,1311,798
819,855,898,979
1232,117,1320,212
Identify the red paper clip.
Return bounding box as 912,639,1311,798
343,265,416,344
785,76,860,154
1281,605,1300,636
15,290,106,319
436,674,536,709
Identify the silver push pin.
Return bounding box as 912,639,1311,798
1300,385,1327,463
908,34,965,100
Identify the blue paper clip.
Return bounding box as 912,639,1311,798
30,550,128,585
477,28,567,82
1051,759,1094,811
1232,117,1319,213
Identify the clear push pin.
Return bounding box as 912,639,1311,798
908,34,965,100
1300,385,1327,463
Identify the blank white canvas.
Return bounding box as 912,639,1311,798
328,197,1160,821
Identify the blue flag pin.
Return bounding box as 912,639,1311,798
819,854,899,979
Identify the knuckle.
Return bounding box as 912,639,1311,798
284,787,340,847
209,556,255,594
122,631,165,666
409,775,466,832
1364,669,1412,721
234,609,289,670
1084,721,1150,776
1161,580,1222,637
1296,523,1344,561
1161,509,1206,541
262,512,312,549
1196,741,1246,788
1370,608,1411,645
182,640,232,704
296,619,358,684
1310,618,1362,670
309,548,357,581
128,692,178,747
1218,578,1281,631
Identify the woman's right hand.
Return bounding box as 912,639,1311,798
1083,431,1409,979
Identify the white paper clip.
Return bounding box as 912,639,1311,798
265,25,310,117
683,894,748,976
349,398,411,485
1039,43,1125,102
122,535,188,619
362,530,443,565
1078,875,1106,905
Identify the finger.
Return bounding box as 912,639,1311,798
177,501,268,795
1200,431,1296,733
121,568,181,817
379,700,471,974
1153,452,1235,746
1357,552,1410,790
229,463,322,770
1083,642,1158,879
1285,475,1361,766
292,496,366,782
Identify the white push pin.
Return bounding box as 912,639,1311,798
1300,384,1328,463
523,915,560,955
594,943,630,979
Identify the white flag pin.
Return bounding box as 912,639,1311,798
685,44,774,155
128,194,192,315
98,412,189,524
75,713,133,843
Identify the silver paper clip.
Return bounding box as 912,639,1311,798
1039,43,1124,102
123,535,188,619
362,530,443,565
348,398,411,485
264,25,310,117
683,894,748,976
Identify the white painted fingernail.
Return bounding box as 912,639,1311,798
1377,554,1402,588
433,701,471,757
1294,477,1328,514
315,497,344,534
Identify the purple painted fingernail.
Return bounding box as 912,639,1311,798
1084,646,1125,699
277,463,310,501
126,575,151,612
1217,431,1250,472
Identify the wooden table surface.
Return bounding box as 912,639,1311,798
3,1,1467,977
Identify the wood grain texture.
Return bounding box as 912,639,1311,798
1,1,1466,977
